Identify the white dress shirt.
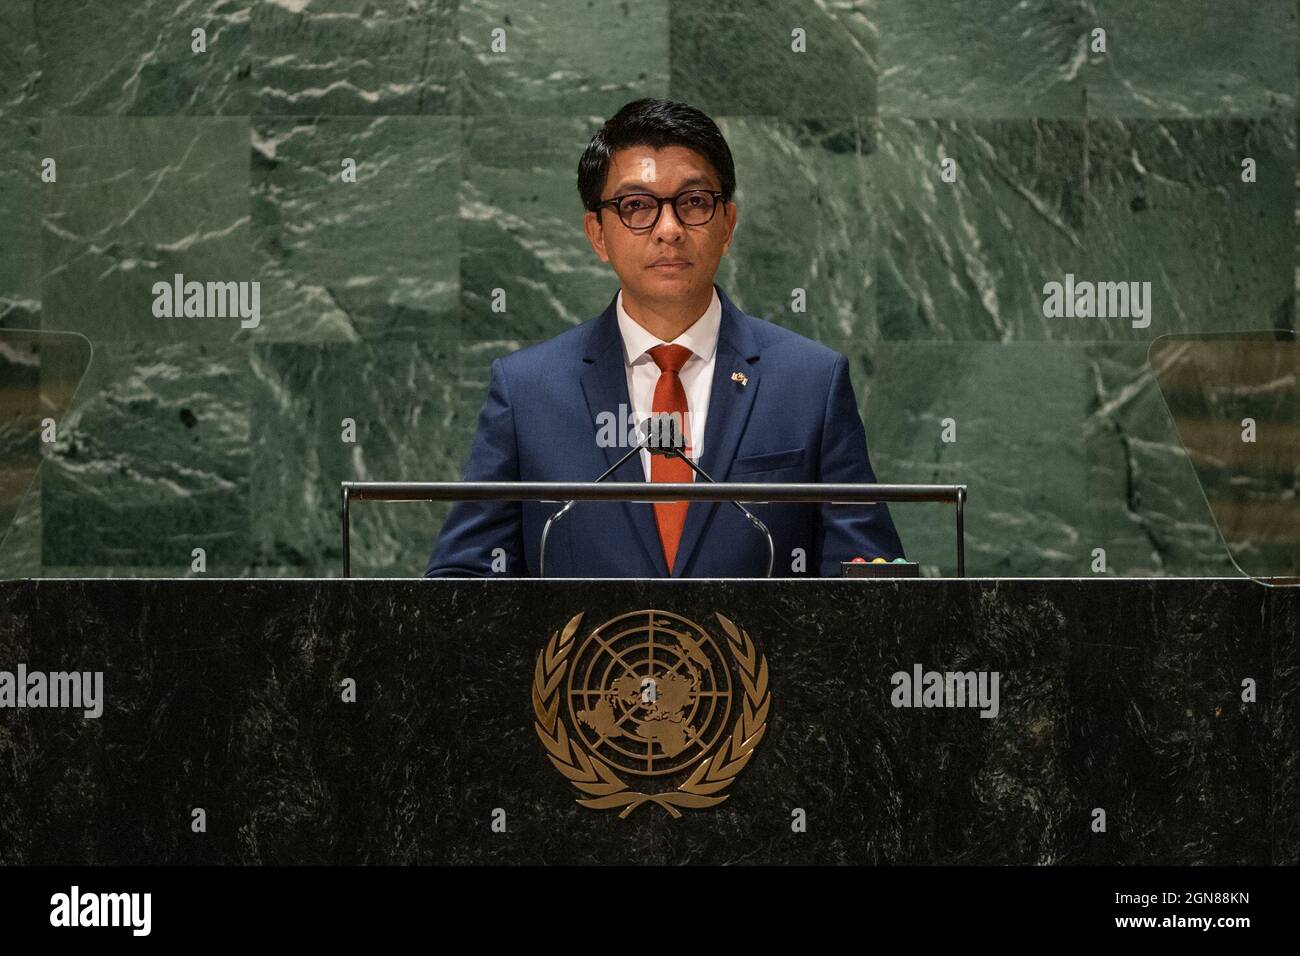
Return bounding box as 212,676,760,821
615,287,722,481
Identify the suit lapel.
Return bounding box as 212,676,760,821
670,287,762,577
579,293,669,576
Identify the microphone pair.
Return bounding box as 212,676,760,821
538,412,774,578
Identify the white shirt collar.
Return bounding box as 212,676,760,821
615,286,722,368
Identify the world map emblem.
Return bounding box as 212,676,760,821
532,609,771,818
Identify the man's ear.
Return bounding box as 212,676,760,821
720,201,739,256
583,210,610,263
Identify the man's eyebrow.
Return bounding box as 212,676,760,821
610,175,717,196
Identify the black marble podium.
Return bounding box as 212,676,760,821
0,578,1294,865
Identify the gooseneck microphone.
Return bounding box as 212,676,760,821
648,415,775,578
539,412,775,578
539,412,674,578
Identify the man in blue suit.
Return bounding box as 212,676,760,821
426,98,903,578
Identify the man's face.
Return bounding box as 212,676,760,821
583,145,738,305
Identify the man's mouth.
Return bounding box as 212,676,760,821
649,260,692,271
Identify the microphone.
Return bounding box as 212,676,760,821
647,415,775,578
539,412,775,578
539,412,675,578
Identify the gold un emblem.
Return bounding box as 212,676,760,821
532,609,771,818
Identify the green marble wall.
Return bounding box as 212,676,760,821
0,0,1294,578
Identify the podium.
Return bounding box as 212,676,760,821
0,575,1292,864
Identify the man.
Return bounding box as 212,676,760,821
425,98,904,578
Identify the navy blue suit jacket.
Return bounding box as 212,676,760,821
425,284,904,578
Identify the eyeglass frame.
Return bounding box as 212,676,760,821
591,188,728,231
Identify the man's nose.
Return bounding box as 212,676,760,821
652,201,686,240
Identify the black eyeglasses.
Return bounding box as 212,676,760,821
593,189,726,231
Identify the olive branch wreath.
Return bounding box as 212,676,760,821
531,610,770,819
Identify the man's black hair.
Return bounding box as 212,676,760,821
577,98,736,213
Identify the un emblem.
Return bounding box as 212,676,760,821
532,609,771,818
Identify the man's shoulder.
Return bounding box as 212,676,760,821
491,312,610,381
733,307,845,368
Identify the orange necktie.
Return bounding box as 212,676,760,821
648,344,694,573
